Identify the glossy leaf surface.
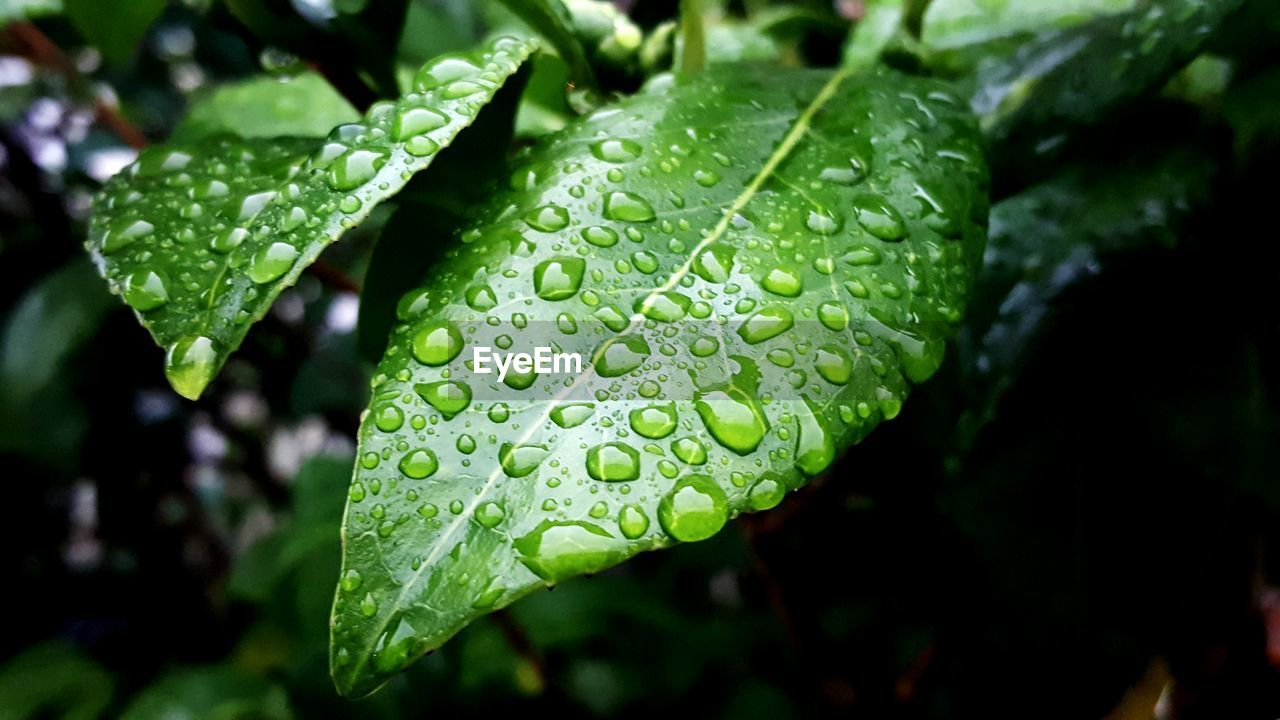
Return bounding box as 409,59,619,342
331,65,989,696
86,36,537,399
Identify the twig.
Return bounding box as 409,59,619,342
308,259,362,294
5,22,149,149
492,609,546,690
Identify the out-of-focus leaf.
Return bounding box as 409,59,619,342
229,454,356,602
0,260,115,469
841,0,904,70
63,0,165,63
1223,65,1280,162
952,142,1216,448
224,0,411,99
971,0,1242,171
0,0,61,21
173,73,359,142
497,0,596,87
922,0,1135,51
86,37,536,400
330,65,988,697
0,641,113,720
563,0,643,75
119,665,292,720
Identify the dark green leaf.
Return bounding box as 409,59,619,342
921,0,1135,51
86,36,537,399
952,142,1216,449
497,0,596,87
172,73,359,142
971,0,1242,168
64,0,165,63
119,665,291,720
330,65,988,696
0,641,113,720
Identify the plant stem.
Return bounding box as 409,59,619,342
5,23,149,149
679,0,706,74
903,0,932,40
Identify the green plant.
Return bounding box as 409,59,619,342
6,0,1256,704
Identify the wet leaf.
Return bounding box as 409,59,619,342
86,36,537,399
971,0,1243,167
331,65,988,696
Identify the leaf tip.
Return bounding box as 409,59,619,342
163,334,219,400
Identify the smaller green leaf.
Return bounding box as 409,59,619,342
64,0,165,63
922,0,1136,51
86,36,537,399
842,0,905,70
173,73,359,142
119,666,290,720
0,641,113,720
497,0,596,87
971,0,1243,163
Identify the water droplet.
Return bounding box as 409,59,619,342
737,306,794,344
693,169,721,187
795,396,835,475
593,335,649,377
164,335,218,400
392,107,448,141
340,569,363,592
805,209,842,236
814,345,852,385
212,227,248,254
586,442,640,482
476,501,506,528
852,194,906,241
618,505,649,539
590,138,642,163
414,380,471,418
247,242,300,284
524,205,570,232
694,387,767,454
465,284,497,311
398,448,439,479
100,219,153,254
671,436,707,465
658,475,728,542
550,403,594,428
360,592,379,617
761,268,802,297
603,192,655,222
533,257,586,300
410,321,463,365
692,246,734,283
514,520,626,582
372,403,404,432
500,443,550,477
690,336,720,357
634,292,690,322
415,54,482,91
327,148,388,191
629,403,678,439
122,268,169,311
581,226,618,247
818,301,849,331
748,475,786,510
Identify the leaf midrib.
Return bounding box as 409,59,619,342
355,64,856,669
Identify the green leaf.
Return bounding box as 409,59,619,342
0,641,113,720
173,73,359,142
64,0,165,64
497,0,596,87
0,0,61,22
86,36,537,399
922,0,1136,51
119,665,291,720
842,0,905,70
953,141,1216,449
330,65,988,697
971,0,1243,164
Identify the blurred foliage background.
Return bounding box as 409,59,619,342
2,0,1280,717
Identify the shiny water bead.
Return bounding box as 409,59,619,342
398,448,439,479
659,475,729,542
533,257,586,300
122,268,169,311
603,192,656,222
411,321,463,365
247,242,300,284
586,442,641,481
